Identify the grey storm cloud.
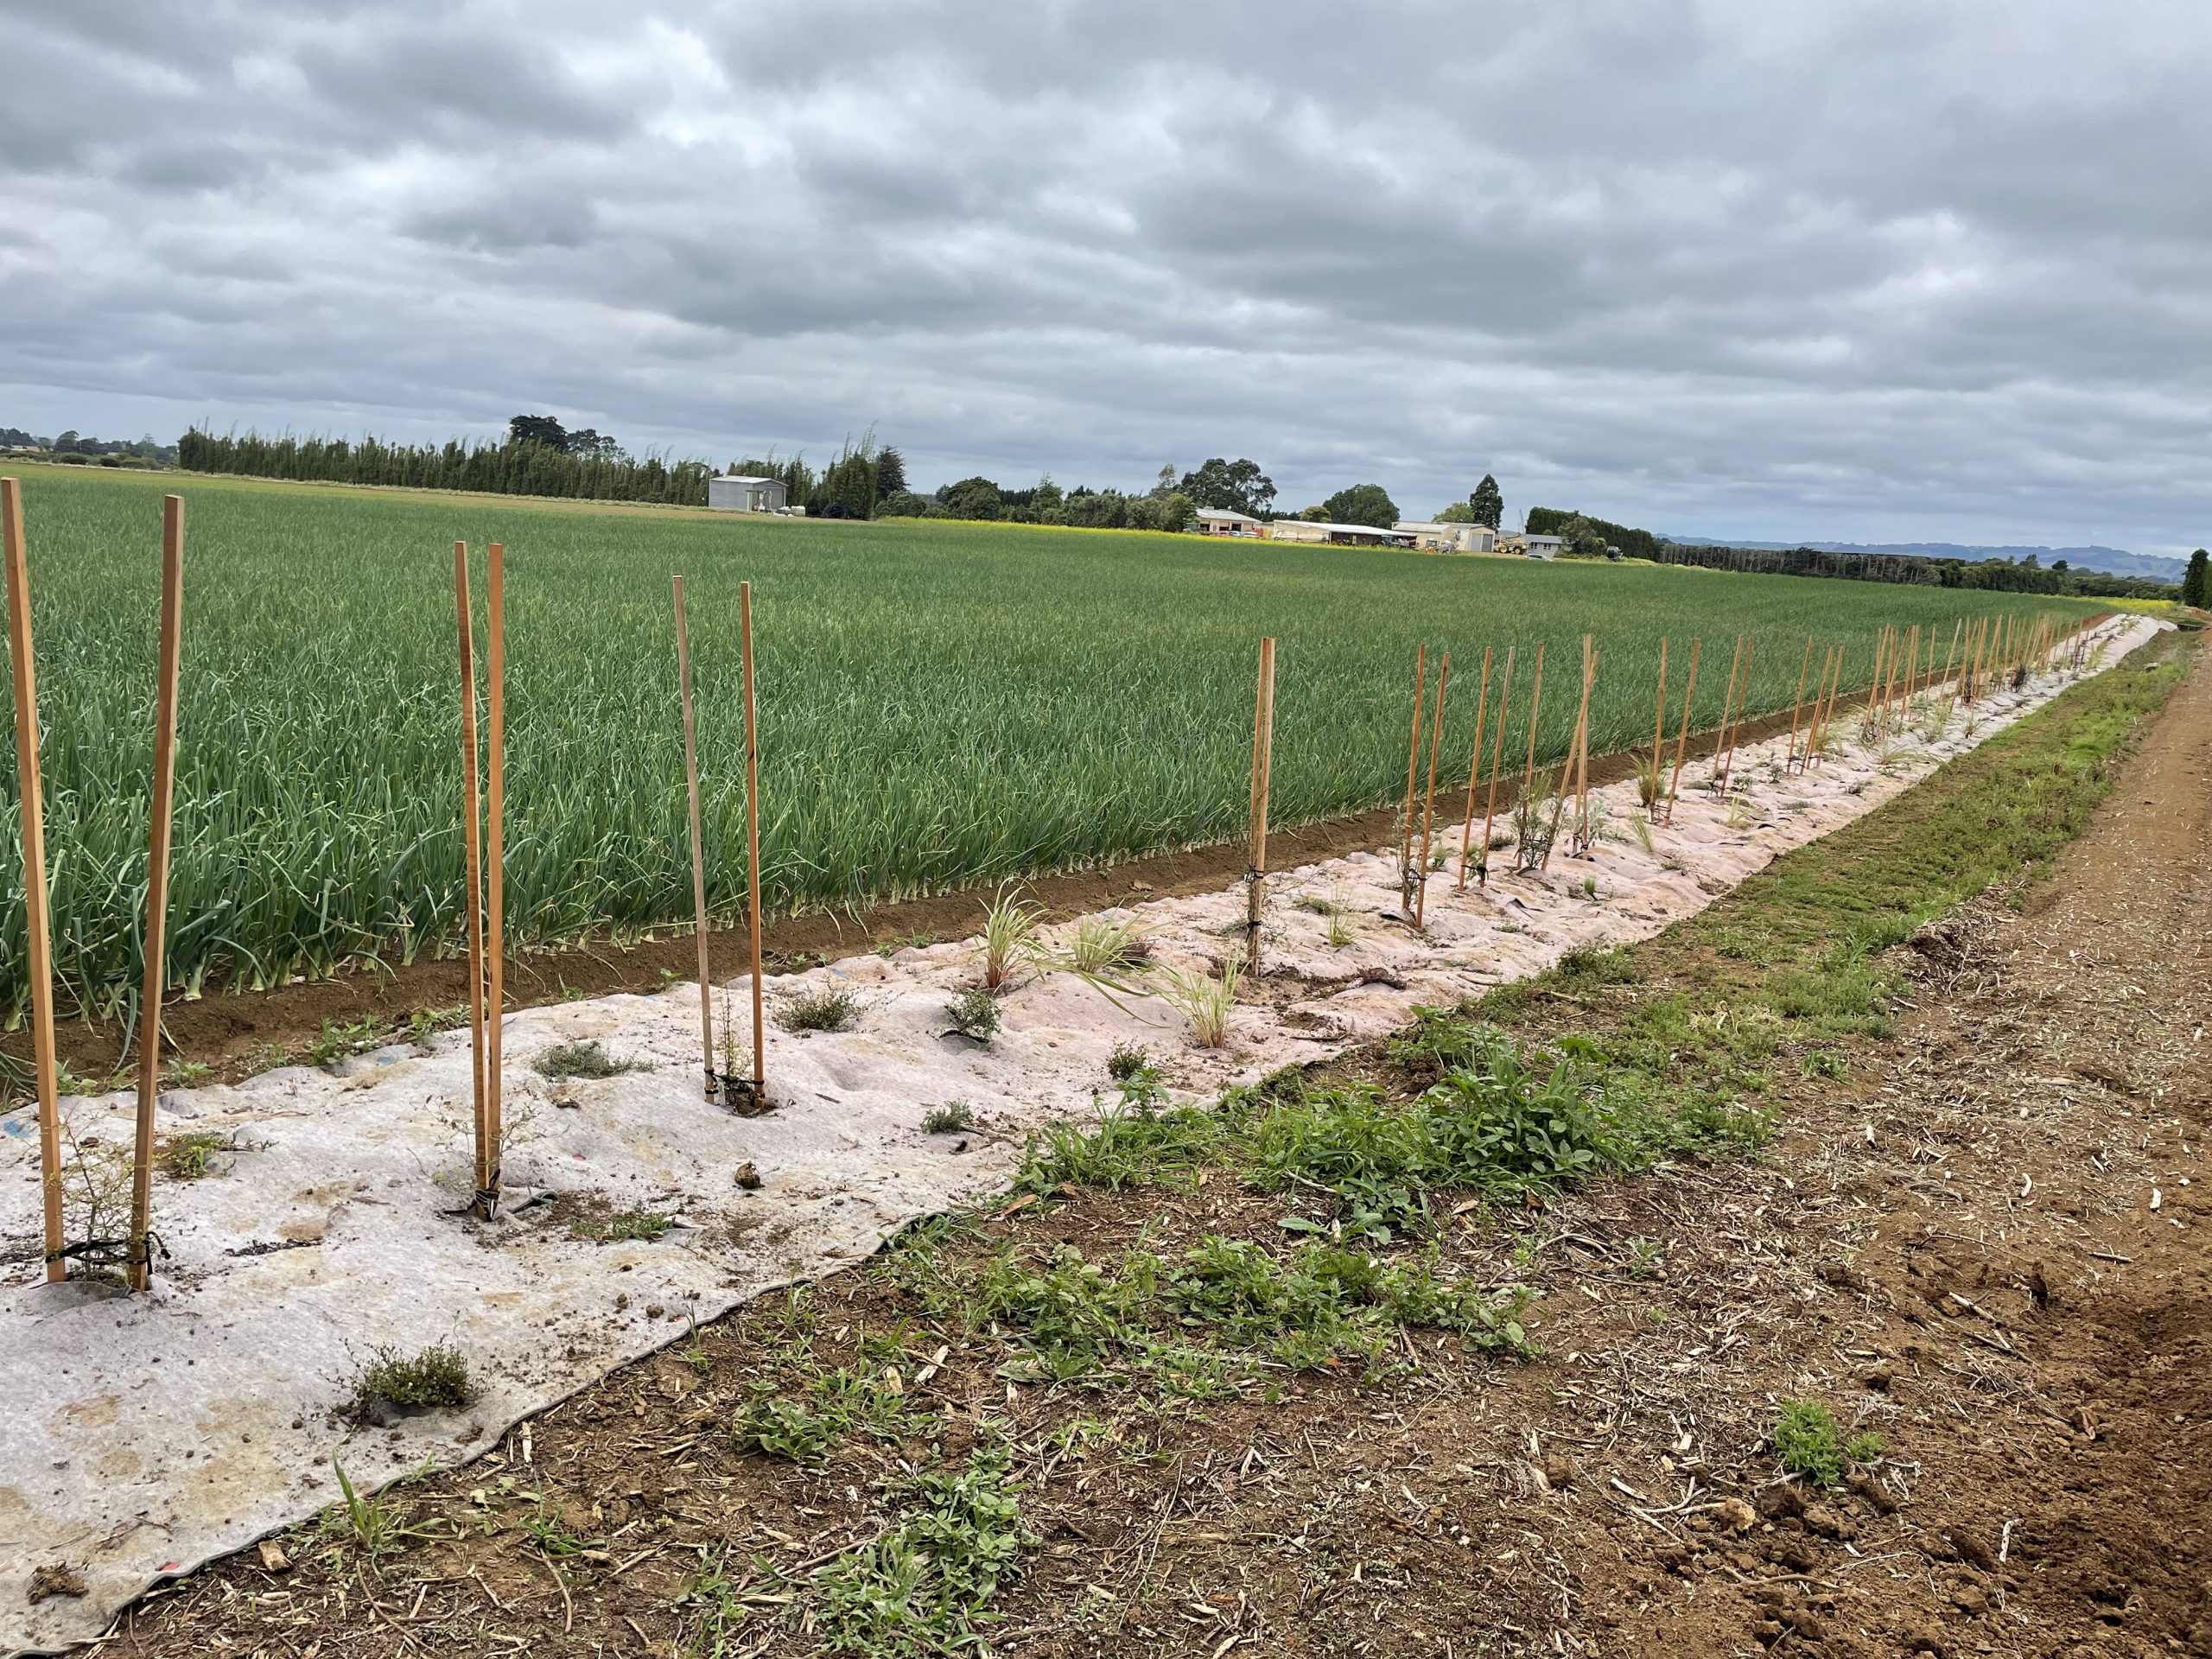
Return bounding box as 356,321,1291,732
3,0,2209,551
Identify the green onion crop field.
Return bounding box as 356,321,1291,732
1,465,2093,1020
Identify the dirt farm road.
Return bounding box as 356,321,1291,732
92,639,2211,1657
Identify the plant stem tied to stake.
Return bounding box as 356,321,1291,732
1244,636,1275,968
1471,645,1515,890
128,497,184,1291
1399,643,1427,912
1414,651,1449,929
741,580,766,1109
674,576,715,1099
1455,647,1493,890
3,479,65,1282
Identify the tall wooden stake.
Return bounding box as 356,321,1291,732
128,497,184,1291
741,581,765,1103
1939,620,1962,717
1414,652,1450,928
454,545,489,1206
1710,636,1745,779
3,480,63,1282
1810,645,1840,762
1245,637,1276,966
674,576,715,1097
1719,636,1754,791
481,543,505,1218
1569,636,1595,854
1454,648,1493,890
1399,644,1427,909
1663,637,1699,827
1545,638,1592,872
1647,637,1669,812
1473,646,1516,889
1783,633,1813,773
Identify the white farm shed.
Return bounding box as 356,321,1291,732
1395,521,1497,554
709,474,788,512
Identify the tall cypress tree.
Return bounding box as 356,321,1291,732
1469,474,1503,529
2183,548,2209,608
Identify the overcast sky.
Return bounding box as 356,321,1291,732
5,2,2209,551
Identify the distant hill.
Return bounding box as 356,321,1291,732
1664,539,2186,585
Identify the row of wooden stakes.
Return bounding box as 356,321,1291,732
1,479,773,1290
1382,609,2107,931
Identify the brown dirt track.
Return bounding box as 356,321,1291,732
75,642,2212,1658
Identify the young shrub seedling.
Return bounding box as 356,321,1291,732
1106,1041,1152,1084
1772,1399,1861,1486
349,1340,477,1417
944,986,1001,1043
156,1128,236,1181
779,984,861,1033
923,1100,976,1135
533,1039,644,1080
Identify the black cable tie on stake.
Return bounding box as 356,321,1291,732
47,1232,162,1270
473,1187,503,1222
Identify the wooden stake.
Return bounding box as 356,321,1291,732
674,576,715,1097
481,543,505,1217
454,544,489,1205
1399,644,1427,908
1245,636,1276,966
1939,620,1962,716
128,496,184,1292
1414,652,1450,928
741,580,765,1102
3,479,64,1282
1662,638,1700,824
1647,637,1668,811
1473,645,1516,888
1570,636,1595,852
1710,636,1745,778
1545,639,1592,872
1516,643,1547,856
1802,646,1831,765
1455,647,1493,890
1783,633,1813,773
1719,636,1754,791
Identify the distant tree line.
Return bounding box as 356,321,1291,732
1652,539,2180,598
180,419,719,505
3,426,177,466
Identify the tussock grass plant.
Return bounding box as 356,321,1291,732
979,888,1045,989
1154,951,1243,1047
322,1457,447,1565
1047,915,1152,976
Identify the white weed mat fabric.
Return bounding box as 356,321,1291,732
0,617,2159,1653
